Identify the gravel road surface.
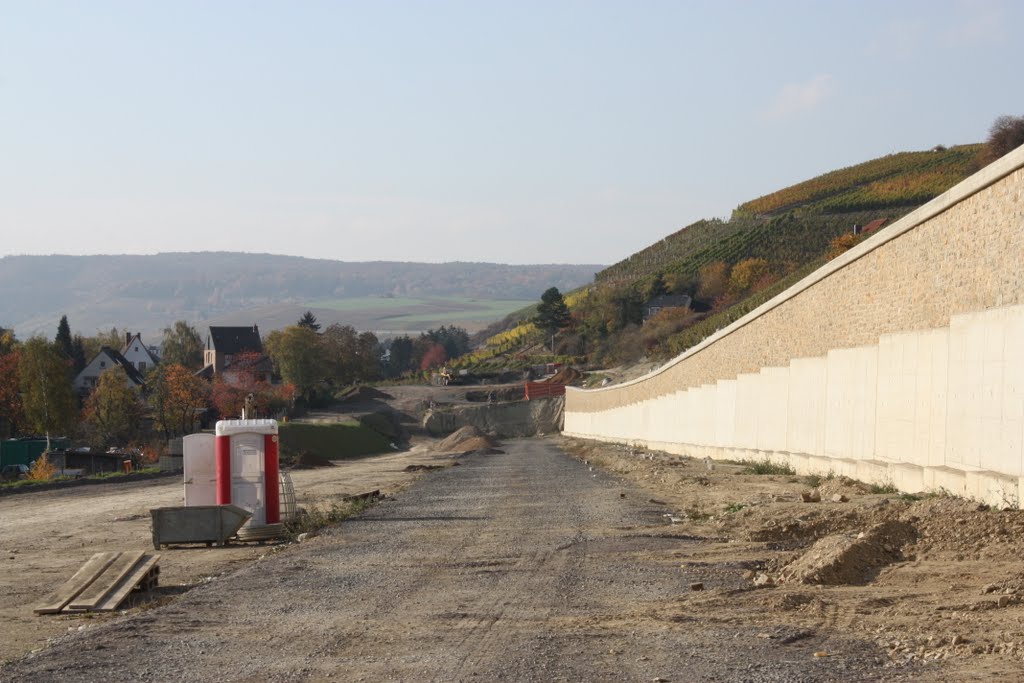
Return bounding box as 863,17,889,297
3,439,899,682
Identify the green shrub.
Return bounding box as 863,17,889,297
740,458,796,476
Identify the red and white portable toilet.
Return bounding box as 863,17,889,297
214,419,280,536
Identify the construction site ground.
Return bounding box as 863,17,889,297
0,386,1021,680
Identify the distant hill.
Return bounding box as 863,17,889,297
0,253,602,340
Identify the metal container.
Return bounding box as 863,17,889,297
149,504,252,549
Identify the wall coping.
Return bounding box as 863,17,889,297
569,144,1024,398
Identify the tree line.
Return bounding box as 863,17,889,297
0,313,472,458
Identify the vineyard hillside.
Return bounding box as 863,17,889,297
465,142,988,373
596,144,982,286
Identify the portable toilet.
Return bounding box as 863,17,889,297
183,433,217,506
214,419,280,535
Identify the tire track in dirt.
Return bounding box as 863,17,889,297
2,439,894,682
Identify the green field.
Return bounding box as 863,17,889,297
278,422,392,460
304,296,535,329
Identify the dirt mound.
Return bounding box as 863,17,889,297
341,385,394,402
358,411,402,439
544,367,583,385
289,450,336,469
436,426,499,453
404,464,444,472
778,520,917,585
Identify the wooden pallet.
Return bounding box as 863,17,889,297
35,551,160,615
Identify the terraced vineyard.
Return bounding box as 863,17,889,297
736,144,982,216
468,142,987,368
597,144,983,287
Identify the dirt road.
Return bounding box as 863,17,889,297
0,444,452,666
2,439,899,682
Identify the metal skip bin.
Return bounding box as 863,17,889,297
150,505,252,549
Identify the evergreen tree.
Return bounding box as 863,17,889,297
297,311,321,332
70,335,88,374
534,287,571,352
55,315,73,360
647,273,669,299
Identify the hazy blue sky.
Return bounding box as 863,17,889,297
1,1,1019,265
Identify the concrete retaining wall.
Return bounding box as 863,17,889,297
565,146,1024,506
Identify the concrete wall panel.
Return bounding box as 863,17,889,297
787,357,827,455
564,148,1024,504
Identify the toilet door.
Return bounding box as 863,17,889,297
231,433,265,525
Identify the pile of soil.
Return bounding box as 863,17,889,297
778,520,917,585
404,464,444,472
436,426,499,453
359,411,402,439
341,386,394,402
544,367,583,385
288,450,336,469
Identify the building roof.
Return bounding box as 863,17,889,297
90,347,147,386
860,218,888,234
207,325,263,355
121,332,160,365
645,294,692,309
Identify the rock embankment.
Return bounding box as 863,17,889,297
422,396,563,438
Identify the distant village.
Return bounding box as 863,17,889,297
0,315,473,479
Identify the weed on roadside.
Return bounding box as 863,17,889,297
740,458,796,476
684,501,711,521
869,481,900,495
723,502,747,514
285,497,374,539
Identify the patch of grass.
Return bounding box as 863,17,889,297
279,422,392,463
90,467,160,480
0,467,161,490
684,501,711,521
723,502,747,514
740,458,796,476
803,474,822,488
869,481,900,495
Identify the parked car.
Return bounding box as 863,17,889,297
1,464,30,480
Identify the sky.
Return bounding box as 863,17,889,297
1,0,1020,266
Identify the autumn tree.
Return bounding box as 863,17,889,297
149,363,210,438
161,320,204,369
423,326,470,360
84,368,144,448
18,337,76,451
696,261,730,302
0,349,23,435
534,287,571,351
208,351,294,419
321,323,359,385
827,233,860,260
94,327,122,350
265,325,325,401
420,343,447,371
0,327,17,355
983,114,1024,163
728,258,772,293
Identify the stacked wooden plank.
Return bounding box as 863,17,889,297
34,551,160,615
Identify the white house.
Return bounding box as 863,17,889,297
73,347,147,394
120,332,159,374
